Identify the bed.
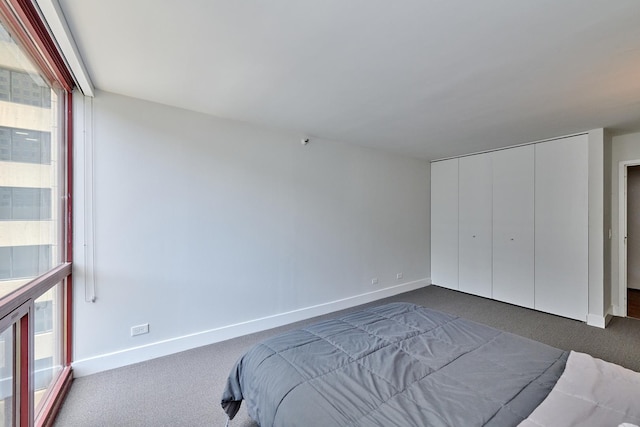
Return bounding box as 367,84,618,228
221,302,640,426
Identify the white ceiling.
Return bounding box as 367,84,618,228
57,0,640,160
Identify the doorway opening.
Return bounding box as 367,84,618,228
627,165,640,319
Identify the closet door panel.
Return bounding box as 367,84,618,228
492,145,535,308
458,153,492,298
430,158,459,290
535,135,588,321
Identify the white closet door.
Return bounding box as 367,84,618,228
492,145,535,308
535,135,588,321
430,158,459,290
459,153,492,298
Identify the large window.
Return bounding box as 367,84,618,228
0,25,61,292
0,1,74,425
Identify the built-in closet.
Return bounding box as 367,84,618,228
430,134,589,321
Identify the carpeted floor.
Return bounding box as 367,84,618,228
53,285,640,427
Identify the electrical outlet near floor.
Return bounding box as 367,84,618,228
131,323,149,337
371,277,379,285
396,273,403,280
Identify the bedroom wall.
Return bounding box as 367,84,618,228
71,90,431,376
603,131,612,311
588,129,607,324
611,131,640,313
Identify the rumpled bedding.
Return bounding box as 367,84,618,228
519,351,640,427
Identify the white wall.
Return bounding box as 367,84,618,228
611,131,640,313
585,128,613,327
586,128,613,327
603,131,612,311
71,90,430,376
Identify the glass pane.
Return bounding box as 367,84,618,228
0,326,14,426
0,69,10,102
0,126,51,165
0,128,9,160
0,20,63,299
0,248,8,279
11,245,51,278
0,188,9,219
34,284,63,413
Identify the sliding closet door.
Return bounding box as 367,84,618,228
431,159,459,290
535,135,588,321
459,153,492,298
493,145,535,308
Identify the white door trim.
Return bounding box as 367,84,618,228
618,159,640,317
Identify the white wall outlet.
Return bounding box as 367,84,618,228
131,323,149,337
371,277,379,285
396,273,403,280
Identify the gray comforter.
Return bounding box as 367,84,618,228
221,302,568,426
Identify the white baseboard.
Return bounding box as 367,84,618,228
612,304,625,317
586,306,613,329
72,278,430,377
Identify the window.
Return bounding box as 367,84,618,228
0,0,75,424
0,68,9,101
0,18,63,296
0,188,52,220
0,246,51,281
0,326,14,426
0,22,52,111
33,300,52,334
9,71,51,108
0,127,52,164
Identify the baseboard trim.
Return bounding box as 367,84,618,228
586,308,613,329
612,304,625,317
72,278,430,377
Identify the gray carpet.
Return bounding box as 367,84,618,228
54,286,640,427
